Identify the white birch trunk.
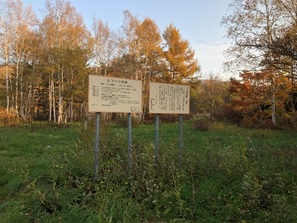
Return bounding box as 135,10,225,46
52,78,56,123
5,38,10,114
271,90,277,126
49,76,52,122
58,68,64,124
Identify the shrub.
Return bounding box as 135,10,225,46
0,108,20,126
115,115,140,128
240,117,257,128
222,104,242,124
257,119,275,129
289,112,297,131
192,117,211,131
275,114,291,130
276,112,297,131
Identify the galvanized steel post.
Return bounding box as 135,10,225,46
155,114,160,165
94,112,100,181
179,114,183,167
127,113,132,173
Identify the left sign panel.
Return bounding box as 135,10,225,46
88,75,142,113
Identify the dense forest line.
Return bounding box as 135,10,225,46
0,0,297,129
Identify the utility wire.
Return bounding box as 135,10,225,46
196,40,231,46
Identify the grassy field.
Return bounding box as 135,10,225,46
0,121,297,222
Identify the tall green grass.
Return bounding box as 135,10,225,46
0,122,296,222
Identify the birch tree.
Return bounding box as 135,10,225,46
116,10,141,79
0,0,15,113
11,2,37,119
222,0,286,126
92,18,117,76
272,0,297,85
40,0,90,123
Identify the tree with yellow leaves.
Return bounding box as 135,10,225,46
162,24,200,84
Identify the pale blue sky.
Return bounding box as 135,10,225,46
22,0,232,79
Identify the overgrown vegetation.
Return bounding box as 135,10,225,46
0,108,20,126
114,115,140,128
191,115,212,131
1,122,296,222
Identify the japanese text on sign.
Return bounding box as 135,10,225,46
88,75,142,113
149,82,190,114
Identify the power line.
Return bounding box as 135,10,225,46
196,40,231,46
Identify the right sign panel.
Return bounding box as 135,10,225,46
149,82,190,114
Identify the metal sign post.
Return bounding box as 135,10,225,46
127,113,132,173
155,114,160,165
94,112,100,182
179,114,183,168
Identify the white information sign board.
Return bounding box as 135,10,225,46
149,82,190,114
88,75,142,113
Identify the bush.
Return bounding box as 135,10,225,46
257,119,275,129
115,115,140,128
240,116,257,128
275,112,297,131
289,112,297,131
192,117,211,131
222,105,242,124
0,108,20,126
